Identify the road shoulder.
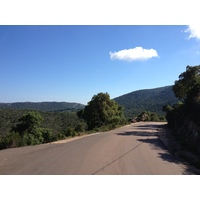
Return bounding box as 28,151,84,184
157,124,200,174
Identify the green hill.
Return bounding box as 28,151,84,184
114,86,178,118
0,86,177,118
0,102,85,112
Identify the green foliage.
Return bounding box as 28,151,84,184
150,112,160,121
0,109,87,150
135,111,166,122
0,102,85,112
41,128,53,143
41,111,87,136
162,102,183,128
0,110,87,137
0,132,21,149
173,65,200,100
163,65,200,155
75,122,87,133
52,133,66,141
114,86,178,118
0,112,48,149
80,92,126,130
22,133,41,146
65,127,77,137
12,111,44,136
0,109,26,137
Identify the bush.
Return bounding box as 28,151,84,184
22,133,36,146
75,122,87,133
41,128,53,143
65,127,77,137
53,133,66,141
0,132,21,149
135,111,164,122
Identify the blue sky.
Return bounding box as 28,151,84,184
0,25,200,104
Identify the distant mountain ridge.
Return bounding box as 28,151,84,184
114,85,178,118
0,102,85,112
0,86,178,116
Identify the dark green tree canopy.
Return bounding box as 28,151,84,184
173,65,200,101
12,111,44,136
163,65,200,156
79,92,125,130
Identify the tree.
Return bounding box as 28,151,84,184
41,128,53,143
12,111,44,136
80,92,125,130
136,111,164,122
173,65,200,101
163,65,200,155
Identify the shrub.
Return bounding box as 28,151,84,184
65,127,77,137
0,132,21,149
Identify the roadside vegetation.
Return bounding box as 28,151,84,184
163,65,200,157
0,92,127,150
77,92,127,131
0,110,87,150
132,111,166,123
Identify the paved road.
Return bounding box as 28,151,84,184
0,122,198,175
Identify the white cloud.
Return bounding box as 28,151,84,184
185,25,200,40
109,47,159,62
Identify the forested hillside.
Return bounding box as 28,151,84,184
0,109,88,149
0,109,86,138
114,86,178,118
0,102,85,111
0,93,126,150
0,86,177,118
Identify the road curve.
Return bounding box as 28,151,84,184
0,122,198,175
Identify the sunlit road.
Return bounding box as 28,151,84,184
0,122,198,175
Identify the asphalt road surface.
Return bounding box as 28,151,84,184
0,122,198,175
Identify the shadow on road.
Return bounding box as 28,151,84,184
117,123,163,137
116,124,200,175
137,137,168,150
135,124,162,129
138,137,181,163
138,137,200,175
117,131,157,136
